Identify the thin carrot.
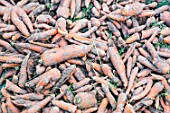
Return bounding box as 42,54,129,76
127,56,132,78
0,39,17,53
128,25,146,35
126,33,140,44
160,97,170,113
82,107,97,113
97,98,108,113
73,78,90,90
75,85,93,93
6,98,20,113
1,88,11,98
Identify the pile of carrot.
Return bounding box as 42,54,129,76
0,0,170,112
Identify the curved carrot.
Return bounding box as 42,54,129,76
138,47,152,61
0,39,17,53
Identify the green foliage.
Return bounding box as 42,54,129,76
119,46,126,56
151,21,167,30
82,4,93,19
157,0,170,8
160,89,169,96
109,82,117,88
154,41,170,49
146,0,155,5
47,3,53,10
68,84,76,95
107,30,113,39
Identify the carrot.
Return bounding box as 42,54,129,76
33,23,52,30
126,33,140,44
147,82,164,100
160,27,170,36
17,0,29,7
127,57,133,78
107,22,121,37
0,39,17,53
1,102,7,113
6,80,27,94
0,0,13,7
138,10,156,17
133,86,144,96
29,5,46,18
23,95,54,113
154,59,170,74
123,43,136,63
49,107,60,113
14,6,34,33
0,25,16,32
12,99,37,108
52,33,63,43
0,6,9,15
70,0,76,18
75,0,81,14
102,84,116,109
0,68,16,85
11,8,30,37
160,97,170,113
97,98,108,113
22,2,39,14
128,25,146,35
126,67,139,94
141,27,160,39
66,89,74,103
137,55,157,71
137,69,151,78
11,93,44,101
52,65,76,92
163,36,170,44
18,54,30,87
74,67,86,81
55,85,68,100
113,93,127,113
12,33,22,41
36,68,61,91
75,85,92,93
2,31,18,39
41,44,92,66
52,100,77,113
155,5,169,14
82,107,97,113
160,11,170,26
28,29,57,41
68,72,77,84
108,45,128,87
124,104,135,113
13,43,48,53
1,88,11,98
92,7,100,17
74,92,96,109
67,59,84,66
93,76,118,95
73,78,90,90
6,98,20,113
131,79,153,101
101,64,120,83
138,47,152,61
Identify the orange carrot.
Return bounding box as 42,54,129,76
102,84,116,109
97,98,108,113
126,67,139,94
108,45,128,87
11,93,44,101
75,85,93,93
128,25,146,35
131,79,153,101
22,2,39,14
114,93,127,113
6,80,27,94
67,59,84,66
2,31,18,39
160,97,170,113
138,47,152,61
1,88,11,98
23,95,54,113
74,67,86,81
1,102,7,113
6,98,20,113
28,29,57,41
82,107,97,113
18,54,30,87
41,44,93,66
52,100,77,113
123,43,136,63
70,0,76,18
141,27,160,39
0,39,17,53
124,104,135,113
137,69,151,78
11,8,30,37
163,36,170,44
126,33,140,44
127,56,132,78
73,78,90,90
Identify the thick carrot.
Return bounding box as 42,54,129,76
160,27,170,36
137,55,157,71
74,92,97,109
28,29,57,41
126,33,140,44
0,0,13,7
128,25,146,35
18,54,30,87
131,79,153,101
154,59,170,74
74,67,86,81
97,98,108,113
52,65,76,92
73,78,90,90
126,67,139,94
29,5,46,18
0,6,9,15
108,45,128,87
138,10,156,17
102,84,116,109
11,9,30,37
22,2,39,14
6,98,20,113
41,44,92,66
133,86,144,96
12,99,37,108
137,69,151,78
101,64,120,83
6,80,27,94
13,43,48,53
147,82,164,100
52,100,77,113
141,27,160,39
23,95,54,113
113,93,127,113
0,39,17,53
